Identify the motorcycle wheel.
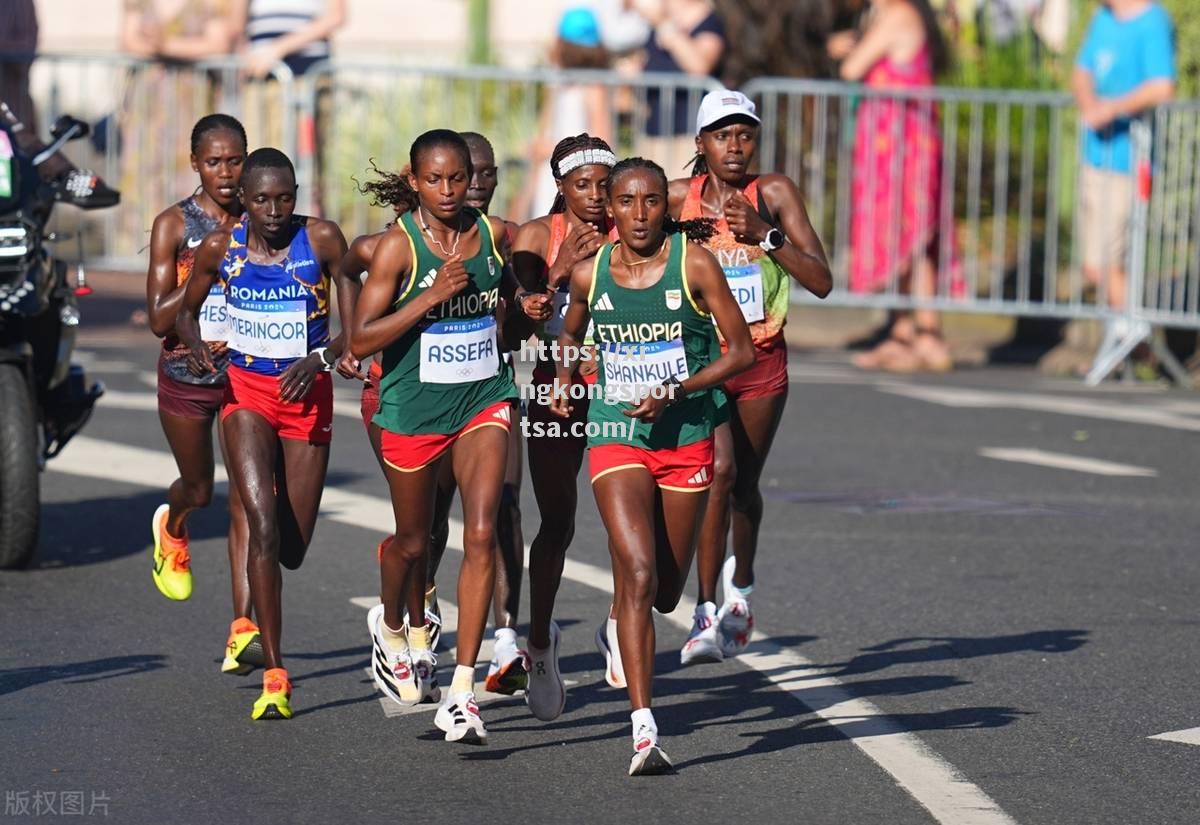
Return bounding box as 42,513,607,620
0,362,40,569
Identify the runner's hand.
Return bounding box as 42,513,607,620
427,255,470,304
185,340,217,377
279,353,323,402
550,224,603,287
724,190,770,245
336,352,368,382
624,387,670,422
519,290,553,322
577,344,598,378
549,378,573,419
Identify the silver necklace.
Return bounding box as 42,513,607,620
419,207,462,258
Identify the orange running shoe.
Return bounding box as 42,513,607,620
151,503,192,601
252,668,292,720
221,617,264,675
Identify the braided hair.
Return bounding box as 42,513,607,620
190,113,246,155
548,133,615,215
607,157,717,244
372,129,474,215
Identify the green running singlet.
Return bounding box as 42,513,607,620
588,233,719,450
373,208,517,435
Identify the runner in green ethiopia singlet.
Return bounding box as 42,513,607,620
588,233,718,450
374,208,517,434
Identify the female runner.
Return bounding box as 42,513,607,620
552,157,753,774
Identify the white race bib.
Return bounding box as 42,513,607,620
600,338,690,403
420,316,501,384
227,300,307,359
725,264,765,323
198,285,229,341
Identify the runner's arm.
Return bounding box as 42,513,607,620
550,258,595,418
145,207,187,338
176,230,231,374
308,218,351,360
495,216,542,347
683,242,755,394
350,228,438,359
760,174,832,298
511,219,552,292
331,235,374,378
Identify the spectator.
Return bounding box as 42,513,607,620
1072,0,1175,319
510,7,612,221
119,0,235,257
232,0,346,80
0,0,38,131
638,0,727,175
830,0,959,372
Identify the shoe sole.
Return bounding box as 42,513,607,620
527,626,566,721
629,747,673,777
680,645,723,666
485,659,528,696
252,704,292,720
595,626,626,689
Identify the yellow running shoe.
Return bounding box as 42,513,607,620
251,668,292,720
221,618,264,675
151,503,192,601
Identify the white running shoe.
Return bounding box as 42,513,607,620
402,590,443,652
595,617,626,689
486,630,529,696
410,647,441,704
680,602,723,666
435,691,487,744
717,556,754,658
525,621,566,721
367,604,419,706
628,724,673,776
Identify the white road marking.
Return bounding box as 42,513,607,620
978,448,1157,478
1148,727,1200,746
51,434,1019,825
882,384,1200,433
96,387,364,422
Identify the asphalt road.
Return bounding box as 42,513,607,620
3,340,1199,825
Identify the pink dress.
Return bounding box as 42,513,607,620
849,44,961,294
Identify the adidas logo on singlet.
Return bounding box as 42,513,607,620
418,269,438,289
687,467,711,486
592,292,614,311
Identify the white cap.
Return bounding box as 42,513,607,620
695,89,761,135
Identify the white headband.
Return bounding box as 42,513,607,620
555,148,617,178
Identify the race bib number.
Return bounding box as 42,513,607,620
725,264,765,323
227,300,307,359
544,287,595,341
198,285,229,341
600,338,690,403
420,316,501,384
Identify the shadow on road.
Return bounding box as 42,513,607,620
0,654,166,697
808,630,1089,677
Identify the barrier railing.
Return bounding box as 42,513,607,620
4,53,1195,383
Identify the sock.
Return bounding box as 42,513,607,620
381,621,408,654
494,627,517,647
732,582,754,601
631,708,657,739
697,601,717,618
408,624,430,651
451,664,475,695
425,584,437,608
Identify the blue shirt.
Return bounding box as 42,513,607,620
1076,3,1175,173
221,216,330,376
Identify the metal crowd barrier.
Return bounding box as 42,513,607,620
5,53,1195,383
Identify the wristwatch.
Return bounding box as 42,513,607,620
759,228,785,253
313,347,336,371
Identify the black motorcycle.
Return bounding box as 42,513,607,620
0,112,117,568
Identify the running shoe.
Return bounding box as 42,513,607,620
717,556,754,658
595,616,626,689
628,724,673,776
367,604,419,706
525,621,565,721
221,617,264,675
150,503,192,601
251,668,292,720
679,602,723,666
486,630,529,696
434,691,487,744
410,646,442,705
